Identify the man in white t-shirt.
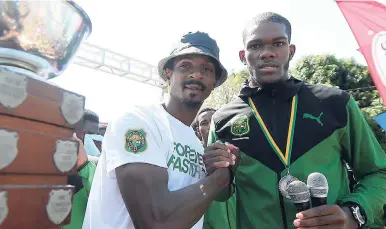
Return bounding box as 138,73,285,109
82,31,239,229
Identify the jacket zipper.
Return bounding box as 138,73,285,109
272,88,288,229
278,173,288,229
272,88,277,140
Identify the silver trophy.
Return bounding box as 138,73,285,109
0,1,92,228
0,0,92,79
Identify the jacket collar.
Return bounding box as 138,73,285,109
239,77,304,100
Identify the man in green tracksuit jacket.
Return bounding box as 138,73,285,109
64,109,100,229
64,160,96,229
204,12,386,229
63,132,97,229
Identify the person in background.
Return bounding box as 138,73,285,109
64,133,97,229
195,107,237,229
80,110,103,159
195,108,216,147
191,118,201,140
201,108,236,229
204,12,386,229
82,110,99,135
98,123,107,136
83,134,103,157
64,110,100,229
82,31,240,229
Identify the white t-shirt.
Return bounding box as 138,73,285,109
82,104,206,229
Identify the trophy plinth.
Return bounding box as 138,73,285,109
0,1,92,228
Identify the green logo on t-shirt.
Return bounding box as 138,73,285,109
167,142,206,178
124,129,147,154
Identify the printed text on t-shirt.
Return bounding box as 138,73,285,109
167,142,206,178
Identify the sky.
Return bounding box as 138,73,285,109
50,0,368,122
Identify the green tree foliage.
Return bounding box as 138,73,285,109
204,70,249,109
291,55,385,150
204,54,386,150
290,55,378,108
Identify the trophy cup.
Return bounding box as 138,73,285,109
0,1,92,228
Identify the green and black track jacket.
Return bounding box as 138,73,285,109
64,161,96,229
204,78,386,229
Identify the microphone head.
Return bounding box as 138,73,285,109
307,172,329,198
287,180,310,204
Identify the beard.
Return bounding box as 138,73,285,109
182,98,202,109
168,89,203,110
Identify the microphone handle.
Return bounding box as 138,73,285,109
311,197,327,207
294,201,311,212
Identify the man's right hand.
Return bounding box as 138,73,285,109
72,133,88,169
203,141,239,175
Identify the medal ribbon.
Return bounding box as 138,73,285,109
248,95,298,166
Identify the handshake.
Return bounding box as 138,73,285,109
202,140,240,179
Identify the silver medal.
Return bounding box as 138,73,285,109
278,175,298,200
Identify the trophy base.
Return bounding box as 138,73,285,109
0,185,74,229
0,65,85,129
0,115,78,175
0,64,85,228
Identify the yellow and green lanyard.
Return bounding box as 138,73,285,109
248,95,299,199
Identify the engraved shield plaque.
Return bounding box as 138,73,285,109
46,189,73,225
0,129,19,170
60,92,85,125
53,140,78,173
0,191,8,225
0,67,28,108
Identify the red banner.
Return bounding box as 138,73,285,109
337,0,386,103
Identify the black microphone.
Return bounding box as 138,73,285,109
287,180,311,212
307,172,328,207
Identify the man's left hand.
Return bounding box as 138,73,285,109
72,133,88,169
293,205,358,229
203,141,240,175
225,142,240,176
